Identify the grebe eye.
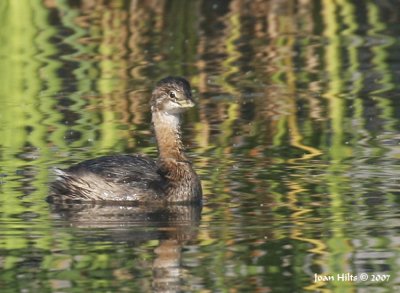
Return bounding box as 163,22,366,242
169,91,177,99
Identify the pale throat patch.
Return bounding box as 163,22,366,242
153,111,180,130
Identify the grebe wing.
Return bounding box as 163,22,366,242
59,155,165,190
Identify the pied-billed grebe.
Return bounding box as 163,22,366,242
49,77,202,204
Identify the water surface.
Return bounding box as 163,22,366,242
1,0,400,292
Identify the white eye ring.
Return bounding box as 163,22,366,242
169,91,177,99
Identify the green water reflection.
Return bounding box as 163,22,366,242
1,0,400,292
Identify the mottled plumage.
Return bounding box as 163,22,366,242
49,77,202,204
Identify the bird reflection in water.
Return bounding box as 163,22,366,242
49,202,201,292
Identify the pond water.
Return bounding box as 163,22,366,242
1,0,400,292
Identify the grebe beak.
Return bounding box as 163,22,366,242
180,98,195,108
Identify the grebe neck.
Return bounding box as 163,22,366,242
152,111,187,161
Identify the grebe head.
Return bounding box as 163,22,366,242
151,76,195,114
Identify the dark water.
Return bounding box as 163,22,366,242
1,0,400,292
